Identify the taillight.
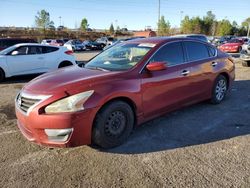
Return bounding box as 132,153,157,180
65,50,73,55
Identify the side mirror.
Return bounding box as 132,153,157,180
11,51,19,56
146,62,167,71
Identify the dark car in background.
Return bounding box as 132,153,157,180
83,40,105,50
0,38,37,51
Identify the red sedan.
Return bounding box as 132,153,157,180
15,37,235,148
218,38,244,53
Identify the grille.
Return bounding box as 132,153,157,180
17,94,41,114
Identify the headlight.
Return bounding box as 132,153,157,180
45,90,94,114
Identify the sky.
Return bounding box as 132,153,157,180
0,0,250,30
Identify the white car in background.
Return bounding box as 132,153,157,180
64,40,86,52
0,43,76,81
41,39,52,45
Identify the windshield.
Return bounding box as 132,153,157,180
227,39,241,43
85,43,153,71
0,45,16,55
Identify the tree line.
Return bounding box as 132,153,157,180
34,9,250,37
158,11,250,36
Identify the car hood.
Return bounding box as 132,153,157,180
23,65,121,94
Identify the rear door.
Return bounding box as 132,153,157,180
183,41,217,100
141,41,196,118
42,46,59,71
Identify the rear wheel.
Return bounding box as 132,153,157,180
58,61,73,68
210,75,228,104
0,68,5,82
92,101,134,148
242,61,250,67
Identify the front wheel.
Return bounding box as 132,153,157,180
210,75,228,104
0,69,5,82
92,101,134,148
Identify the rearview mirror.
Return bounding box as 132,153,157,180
11,51,19,56
146,62,166,71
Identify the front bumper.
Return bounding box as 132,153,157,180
15,103,98,147
240,54,250,61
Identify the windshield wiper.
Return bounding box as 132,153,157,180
86,66,110,72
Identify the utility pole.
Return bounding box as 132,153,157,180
158,0,161,32
59,16,62,26
180,11,183,26
158,0,161,24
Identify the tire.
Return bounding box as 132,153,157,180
58,61,73,68
0,68,5,82
210,75,228,104
242,61,250,67
92,101,134,148
238,46,242,53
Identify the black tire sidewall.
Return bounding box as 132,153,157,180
92,101,134,148
211,75,227,104
0,69,5,82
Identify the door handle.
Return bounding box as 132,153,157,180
38,57,44,60
181,70,190,76
212,62,218,67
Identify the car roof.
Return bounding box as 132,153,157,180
13,43,61,47
124,36,209,45
174,34,206,37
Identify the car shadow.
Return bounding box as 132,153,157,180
0,74,42,85
104,80,250,154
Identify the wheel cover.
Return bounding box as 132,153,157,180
104,111,126,138
215,79,227,101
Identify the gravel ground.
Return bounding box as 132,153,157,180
0,52,249,188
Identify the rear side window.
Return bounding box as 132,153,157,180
150,42,185,66
28,46,43,55
184,41,209,61
42,46,59,53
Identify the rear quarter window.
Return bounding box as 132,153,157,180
42,46,59,53
207,46,217,57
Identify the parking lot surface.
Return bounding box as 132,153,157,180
0,52,249,187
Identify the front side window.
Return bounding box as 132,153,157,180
15,46,28,55
184,41,209,61
150,42,185,66
85,43,153,71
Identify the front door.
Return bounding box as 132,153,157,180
141,41,195,118
7,46,45,76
